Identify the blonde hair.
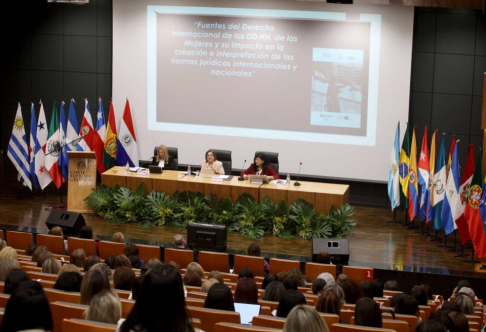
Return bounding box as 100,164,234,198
187,262,205,279
85,290,122,324
49,226,63,236
111,232,125,243
70,248,87,268
201,278,219,293
0,239,7,251
42,257,61,274
157,145,169,162
0,247,17,262
58,263,81,276
283,305,329,332
80,269,111,305
0,259,20,282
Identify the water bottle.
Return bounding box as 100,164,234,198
125,161,129,174
286,173,291,186
187,164,192,176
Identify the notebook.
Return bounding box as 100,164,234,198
234,303,261,325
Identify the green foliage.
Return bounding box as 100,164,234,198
112,184,147,223
84,184,117,220
145,190,182,226
325,204,356,238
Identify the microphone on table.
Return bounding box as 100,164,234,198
140,156,155,168
294,162,302,186
238,159,247,181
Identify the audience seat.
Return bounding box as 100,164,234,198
51,301,88,332
62,319,116,332
233,255,265,277
374,297,390,307
164,248,194,268
21,265,42,272
251,315,286,329
305,262,337,281
187,306,240,332
466,315,482,326
36,234,65,255
255,151,279,174
258,300,279,310
198,251,229,273
211,149,232,175
350,317,408,332
186,297,205,307
383,290,403,298
340,309,354,324
0,282,4,293
27,271,59,282
114,289,131,299
98,241,125,259
137,244,161,262
342,266,373,284
67,237,97,257
38,279,55,289
330,323,395,332
419,305,431,321
215,322,282,332
44,288,81,304
0,294,10,308
120,299,135,318
319,313,340,326
382,313,418,332
6,230,33,250
269,258,299,275
187,291,208,300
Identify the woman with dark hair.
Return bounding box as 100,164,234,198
241,153,280,180
412,285,428,306
204,283,235,312
395,295,420,317
105,255,116,269
315,289,342,316
312,278,327,295
1,281,53,332
262,281,286,302
238,268,254,280
80,269,111,305
54,272,83,292
246,242,269,274
355,297,382,328
416,320,448,332
79,225,93,239
183,271,202,287
277,289,307,318
4,269,30,295
124,243,144,267
114,255,132,269
359,280,374,299
448,311,469,332
234,278,258,304
120,264,197,332
201,149,225,175
340,279,362,304
316,251,331,264
262,273,278,289
85,255,102,271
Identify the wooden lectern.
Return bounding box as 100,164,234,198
67,151,96,212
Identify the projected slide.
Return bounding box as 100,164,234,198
148,7,380,145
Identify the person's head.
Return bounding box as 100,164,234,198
323,284,345,307
90,263,112,280
84,255,102,271
205,149,218,163
104,255,116,269
340,278,362,304
372,279,384,298
234,277,258,304
312,278,327,295
187,262,205,279
318,272,335,286
455,295,474,315
208,270,224,284
287,268,306,287
114,267,136,291
54,271,83,292
111,232,125,243
262,273,278,289
359,280,374,299
204,283,235,311
128,255,142,269
173,234,185,248
0,247,17,262
114,255,131,269
79,225,93,239
283,305,329,332
262,281,286,302
157,144,169,161
183,271,202,287
456,280,471,293
355,297,382,328
80,269,111,305
0,259,20,282
384,280,398,291
238,268,254,280
277,271,288,282
120,264,194,332
31,246,48,262
316,251,331,264
448,311,469,332
0,239,7,251
395,295,419,317
201,278,219,293
390,293,407,308
124,243,139,257
247,242,261,257
85,290,122,324
1,281,52,332
432,309,454,332
336,274,348,286
441,300,460,313
316,289,342,315
141,258,163,275
421,284,433,301
416,320,448,332
42,257,61,274
36,251,53,268
283,276,299,291
457,287,476,302
131,275,145,301
70,248,87,268
412,285,428,306
4,269,30,295
277,289,307,318
253,153,269,171
58,263,80,276
25,243,37,256
49,226,63,236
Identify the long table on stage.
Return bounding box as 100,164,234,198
101,167,349,213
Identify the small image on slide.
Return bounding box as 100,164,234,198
310,48,364,129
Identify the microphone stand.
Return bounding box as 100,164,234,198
294,162,302,186
238,160,247,181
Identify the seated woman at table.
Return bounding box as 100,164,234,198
200,149,225,175
241,153,280,180
152,144,175,170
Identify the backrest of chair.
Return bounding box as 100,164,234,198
98,241,125,260
374,297,390,307
67,237,96,257
233,255,265,277
137,244,161,262
36,234,65,255
39,279,56,289
6,230,33,250
305,262,337,281
330,323,395,332
382,319,409,332
44,288,81,304
51,301,88,332
199,251,229,272
465,315,482,326
187,306,240,332
382,313,418,332
211,149,232,174
258,300,279,310
340,309,355,325
342,266,373,284
215,322,283,332
62,319,117,332
120,299,135,318
0,294,10,308
255,151,279,174
27,271,58,282
164,248,194,268
251,315,286,329
383,290,404,298
188,291,208,300
320,313,340,327
186,297,205,307
419,305,431,321
269,258,299,275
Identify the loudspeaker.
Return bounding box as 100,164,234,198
45,210,86,236
312,238,349,265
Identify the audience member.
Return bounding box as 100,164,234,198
234,277,258,304
238,268,254,280
41,257,61,274
277,271,288,282
355,297,382,328
105,255,116,269
36,251,53,268
283,276,299,291
359,280,374,299
412,285,428,306
0,239,7,251
262,281,286,302
262,273,278,289
316,251,332,264
395,295,420,317
455,295,474,315
448,311,469,332
316,289,342,316
25,243,37,256
384,280,398,291
390,293,406,308
79,225,94,239
70,248,87,268
58,263,80,276
4,269,30,294
317,272,335,286
187,262,205,279
114,255,132,269
91,263,112,280
323,285,346,307
173,233,186,248
114,267,136,291
183,271,202,287
124,243,144,267
336,274,348,285
283,305,329,332
0,247,17,262
208,270,224,284
441,301,460,313
277,289,307,318
49,226,68,253
201,278,219,293
54,272,83,292
84,255,102,271
141,258,163,275
112,232,125,243
372,279,384,298
0,259,20,282
204,283,235,312
246,242,269,274
31,246,48,263
128,255,142,269
416,320,447,332
340,278,362,304
421,284,434,301
86,290,122,324
431,309,454,332
131,275,145,301
287,268,307,287
450,280,471,299
80,269,111,305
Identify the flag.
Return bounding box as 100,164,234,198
453,144,474,244
432,136,447,231
92,98,107,174
442,142,460,235
116,99,139,167
418,127,430,221
66,99,80,155
103,101,118,170
78,99,95,152
388,122,400,210
426,131,437,224
464,151,486,258
59,101,68,182
446,134,456,181
35,102,52,189
408,127,419,220
45,102,62,189
7,103,32,190
399,123,410,209
29,103,39,189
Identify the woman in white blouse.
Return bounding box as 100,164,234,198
201,150,225,175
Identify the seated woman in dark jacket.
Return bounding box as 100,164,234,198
152,144,176,170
